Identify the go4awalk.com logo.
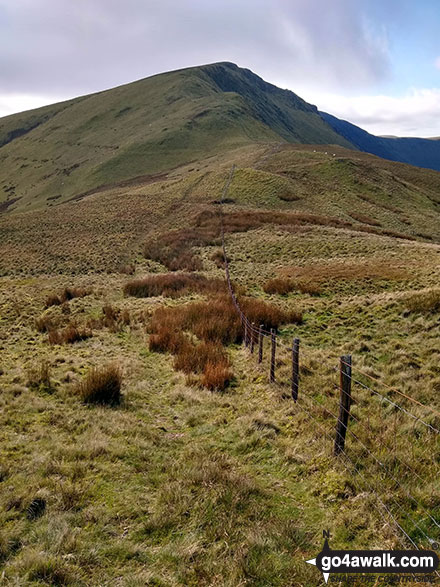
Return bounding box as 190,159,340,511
306,531,439,583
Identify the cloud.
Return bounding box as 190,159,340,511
3,0,434,137
303,88,440,137
0,93,66,118
0,0,390,98
435,56,440,70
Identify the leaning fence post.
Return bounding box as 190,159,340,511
258,324,264,364
291,337,300,402
250,322,255,354
334,355,352,455
270,329,276,383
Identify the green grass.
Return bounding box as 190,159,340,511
1,143,440,584
0,61,355,213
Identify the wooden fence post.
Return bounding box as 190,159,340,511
243,320,248,348
334,355,352,455
270,329,276,383
250,322,255,354
291,337,300,402
258,324,264,364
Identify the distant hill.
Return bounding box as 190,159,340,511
0,62,350,212
321,112,440,172
0,61,439,213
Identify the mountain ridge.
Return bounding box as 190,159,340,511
0,61,439,213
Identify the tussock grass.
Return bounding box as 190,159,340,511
201,361,234,390
280,260,408,284
404,289,440,313
26,360,54,393
77,363,122,405
349,211,381,226
35,314,57,333
148,295,301,390
211,248,226,268
19,550,75,586
48,324,92,345
124,273,226,298
264,277,321,296
143,229,213,271
117,263,135,275
45,287,91,308
99,304,131,331
263,277,293,296
143,208,359,273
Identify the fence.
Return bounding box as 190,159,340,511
219,165,440,558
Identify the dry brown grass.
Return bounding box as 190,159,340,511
45,287,91,308
211,249,225,268
118,263,135,275
26,360,53,393
278,191,301,202
263,278,292,296
35,314,56,333
173,341,229,375
201,362,234,391
404,289,440,313
143,208,358,272
44,294,62,308
242,298,303,328
197,209,353,233
124,273,226,298
148,294,301,390
349,212,381,227
143,229,214,271
48,324,92,345
77,363,122,405
280,260,408,283
263,277,321,296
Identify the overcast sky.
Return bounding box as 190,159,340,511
1,0,439,137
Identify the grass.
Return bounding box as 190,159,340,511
0,144,440,585
45,287,91,308
264,277,322,296
0,62,352,214
26,360,54,394
404,288,440,313
77,363,122,405
48,323,92,345
123,272,225,298
147,294,301,390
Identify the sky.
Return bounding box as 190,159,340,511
0,0,439,137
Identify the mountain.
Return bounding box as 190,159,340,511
0,61,439,214
321,111,440,172
0,62,350,212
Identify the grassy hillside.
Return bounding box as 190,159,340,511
0,63,353,213
1,143,439,277
1,143,440,584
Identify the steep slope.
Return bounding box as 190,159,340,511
0,62,350,212
321,111,440,172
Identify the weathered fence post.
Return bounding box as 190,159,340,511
258,324,264,364
291,337,300,402
334,355,352,455
270,329,276,383
250,322,255,354
244,320,248,348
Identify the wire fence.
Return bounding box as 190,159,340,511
219,164,440,558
